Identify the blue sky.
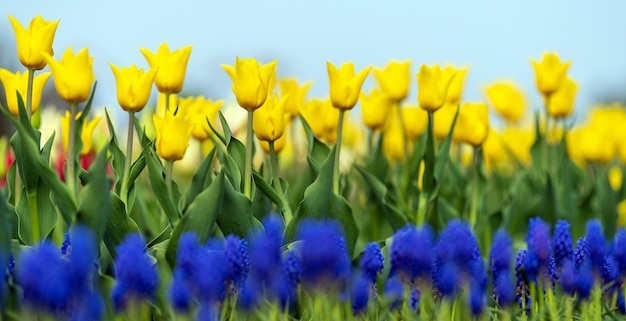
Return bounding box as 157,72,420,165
2,0,626,122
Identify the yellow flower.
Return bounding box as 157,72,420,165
43,47,95,104
253,93,289,142
360,88,391,131
454,102,490,147
178,96,223,141
139,43,192,94
485,82,528,123
416,64,455,112
502,127,534,166
258,126,288,154
482,130,509,173
221,57,277,111
433,104,457,140
531,52,571,96
567,126,615,165
321,98,340,143
400,105,428,140
109,63,157,113
617,200,626,228
8,15,59,70
326,62,371,110
153,108,192,161
546,78,578,118
278,78,311,119
373,60,411,102
300,98,327,139
0,69,50,116
609,165,622,191
383,118,406,162
444,66,468,107
61,112,101,156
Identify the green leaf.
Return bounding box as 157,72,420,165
103,194,140,257
252,171,284,209
76,148,111,242
217,176,262,238
226,137,247,192
285,146,359,256
105,109,125,195
0,191,14,259
365,134,390,181
355,165,407,230
215,143,242,193
144,143,180,225
299,113,330,174
217,111,232,144
16,181,58,244
182,147,216,211
166,171,225,267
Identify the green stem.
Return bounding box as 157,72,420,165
25,68,34,120
269,140,293,223
395,102,409,162
27,188,39,243
244,110,254,199
469,146,480,228
333,110,346,195
67,103,78,199
164,92,171,112
121,111,135,206
165,160,174,201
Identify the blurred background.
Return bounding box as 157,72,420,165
2,0,626,131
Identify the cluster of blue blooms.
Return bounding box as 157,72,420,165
2,216,626,319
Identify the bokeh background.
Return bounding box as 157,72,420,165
2,0,626,128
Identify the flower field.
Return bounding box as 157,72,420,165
1,14,626,321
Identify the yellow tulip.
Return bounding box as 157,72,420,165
43,47,95,104
502,127,534,166
567,126,614,165
400,105,428,140
443,66,468,107
546,78,578,118
300,98,327,139
258,115,290,154
61,112,101,156
373,60,411,102
617,200,626,228
321,98,340,143
360,88,391,131
253,94,289,142
8,15,59,70
153,109,192,161
531,52,571,96
485,82,527,123
416,64,455,112
326,62,371,110
139,43,192,94
0,69,50,116
221,57,277,111
482,130,508,173
109,64,157,113
278,78,311,119
383,119,406,162
178,96,223,141
454,102,490,147
433,104,457,140
609,165,623,191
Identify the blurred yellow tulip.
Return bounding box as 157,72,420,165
253,94,289,142
109,63,157,113
140,43,192,94
400,105,428,140
485,81,527,123
444,66,468,107
531,52,571,96
373,60,411,102
60,112,101,156
43,47,95,104
454,102,490,147
178,96,223,141
222,57,277,111
417,64,454,112
433,104,457,140
609,165,623,191
327,62,371,110
0,69,50,116
8,15,59,70
278,78,311,120
360,88,392,131
153,108,192,161
502,127,534,166
383,118,406,162
546,78,578,118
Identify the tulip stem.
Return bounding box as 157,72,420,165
67,103,78,200
164,92,171,113
469,146,480,228
25,68,34,120
165,160,174,201
333,110,346,195
121,111,135,207
244,110,254,199
395,102,409,162
269,140,293,224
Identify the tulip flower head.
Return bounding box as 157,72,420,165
253,94,288,142
416,64,455,112
279,78,311,119
221,57,277,111
61,112,101,156
326,62,371,110
8,15,59,70
531,52,571,96
153,106,192,161
0,69,50,116
485,82,528,123
360,88,392,131
109,63,157,113
443,66,468,107
373,60,411,102
43,47,95,104
401,105,428,140
546,78,578,118
140,43,192,94
178,96,223,141
454,102,490,147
